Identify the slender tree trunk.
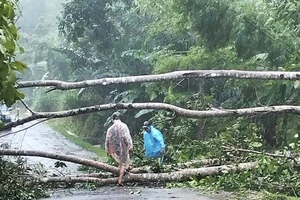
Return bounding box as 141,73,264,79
17,70,300,90
259,114,278,147
4,103,300,131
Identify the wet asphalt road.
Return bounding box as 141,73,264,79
0,119,98,175
42,187,230,200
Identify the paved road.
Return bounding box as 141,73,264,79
0,119,98,175
42,187,230,200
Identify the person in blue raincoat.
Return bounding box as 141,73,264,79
142,121,166,161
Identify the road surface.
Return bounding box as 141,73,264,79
0,119,98,175
42,187,231,200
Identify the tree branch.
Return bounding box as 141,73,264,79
3,103,300,130
130,158,223,173
222,146,299,160
17,70,300,90
0,149,120,174
19,99,35,114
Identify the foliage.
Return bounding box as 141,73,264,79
0,0,27,106
0,157,47,200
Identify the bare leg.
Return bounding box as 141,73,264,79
118,164,125,186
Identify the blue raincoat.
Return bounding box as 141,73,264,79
143,125,166,158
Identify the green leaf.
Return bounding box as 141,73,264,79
7,71,16,83
16,91,25,100
4,39,16,53
9,25,18,39
10,61,27,72
250,142,263,148
19,46,25,53
294,81,300,89
0,62,9,78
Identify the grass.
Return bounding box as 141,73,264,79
47,119,108,161
239,191,300,200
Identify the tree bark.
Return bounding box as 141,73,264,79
17,70,300,90
0,148,223,175
0,149,120,174
130,158,223,173
39,162,257,184
3,103,300,130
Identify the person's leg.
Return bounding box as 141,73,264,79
118,164,125,186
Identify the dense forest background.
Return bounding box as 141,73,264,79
18,0,300,148
11,0,300,196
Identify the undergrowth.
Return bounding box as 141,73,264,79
0,157,48,200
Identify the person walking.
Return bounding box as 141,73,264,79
142,120,166,163
105,112,133,186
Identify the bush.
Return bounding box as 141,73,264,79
0,157,47,200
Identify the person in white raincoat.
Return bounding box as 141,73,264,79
105,112,133,186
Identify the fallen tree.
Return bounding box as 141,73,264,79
17,70,300,90
0,149,120,174
3,103,300,130
0,149,223,175
130,158,223,173
39,162,258,184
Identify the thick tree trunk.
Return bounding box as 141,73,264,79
39,162,257,184
3,103,300,130
17,70,300,90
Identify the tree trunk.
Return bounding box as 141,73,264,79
3,103,300,130
130,158,223,173
39,162,258,184
259,114,278,147
17,70,300,90
0,149,120,174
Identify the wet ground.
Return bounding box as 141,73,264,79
0,119,98,175
0,111,231,200
42,187,232,200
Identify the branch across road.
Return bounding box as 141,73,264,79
3,103,300,130
17,70,300,90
